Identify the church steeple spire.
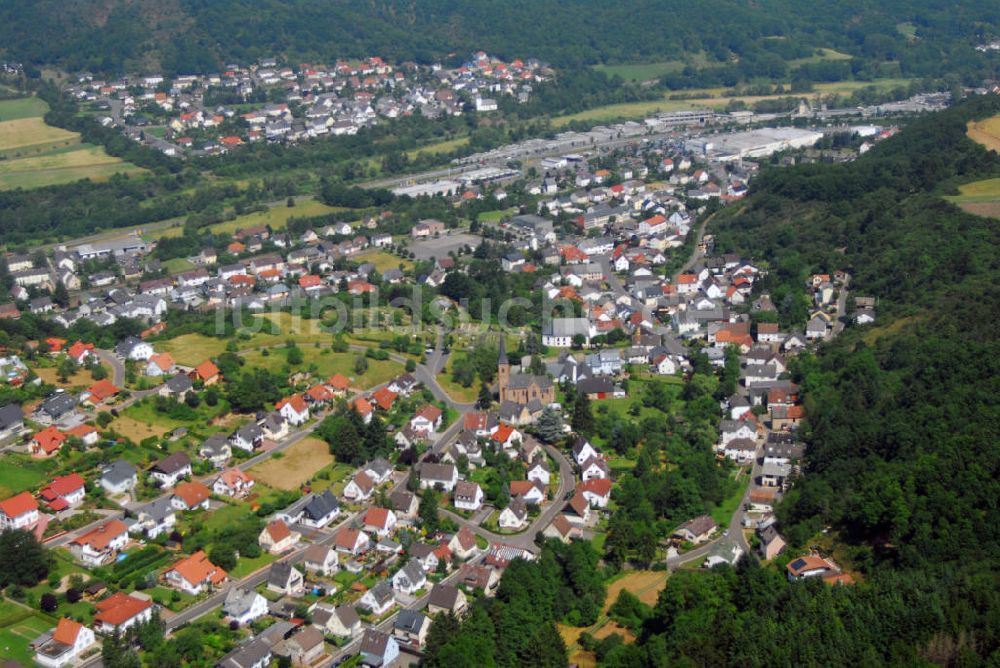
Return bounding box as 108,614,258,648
498,335,508,365
497,335,510,401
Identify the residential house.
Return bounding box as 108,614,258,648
393,609,431,648
149,452,192,488
159,373,194,400
302,544,339,576
543,514,582,543
359,629,399,668
758,525,786,560
427,583,467,616
0,403,24,440
276,394,310,426
198,434,232,468
498,497,528,530
30,426,67,458
69,519,129,567
453,481,484,511
93,592,154,635
673,515,717,544
130,498,175,539
213,468,255,498
115,337,154,361
301,490,340,528
389,490,418,524
163,550,227,595
0,492,38,531
145,353,176,377
281,626,326,666
190,360,222,386
39,473,86,511
343,471,375,501
99,459,138,495
33,618,96,668
391,560,426,595
266,562,304,596
578,478,612,508
358,580,395,616
170,481,211,511
259,519,300,554
419,462,458,492
564,492,592,525
217,638,272,668
334,527,370,555
223,587,269,626
509,480,545,505
362,506,397,538
448,526,480,560
410,405,442,433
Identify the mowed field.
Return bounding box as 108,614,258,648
0,97,144,190
406,136,469,160
250,436,332,490
945,121,1000,217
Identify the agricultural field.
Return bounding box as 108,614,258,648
155,198,344,239
250,436,333,490
0,97,144,190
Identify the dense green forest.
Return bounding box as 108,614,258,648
1,0,999,86
425,98,1000,666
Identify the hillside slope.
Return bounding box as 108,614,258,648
0,0,997,79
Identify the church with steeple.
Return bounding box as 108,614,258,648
497,337,555,424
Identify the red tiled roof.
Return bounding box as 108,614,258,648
363,506,392,530
327,373,350,391
52,618,84,645
579,478,612,498
372,387,397,410
33,426,67,454
0,491,38,518
277,394,308,414
87,379,119,402
491,423,515,444
264,519,291,543
71,519,128,551
168,550,227,586
94,592,152,627
173,481,210,508
40,473,85,501
193,360,220,381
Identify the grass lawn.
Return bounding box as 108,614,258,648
0,454,56,499
230,552,280,579
158,333,229,366
155,198,344,240
0,599,56,665
163,257,196,274
107,415,174,441
240,347,403,389
966,115,1000,154
709,469,751,527
250,437,335,491
307,462,354,495
406,136,469,160
32,365,98,390
478,207,517,223
145,586,197,611
354,249,414,273
120,397,230,435
0,97,50,121
436,353,481,404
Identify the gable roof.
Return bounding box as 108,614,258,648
173,481,210,508
94,592,152,627
193,360,220,381
52,617,84,645
0,491,37,518
70,519,127,551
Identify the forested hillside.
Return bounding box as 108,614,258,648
1,0,998,83
423,98,1000,667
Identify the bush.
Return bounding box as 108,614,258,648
40,592,58,612
65,588,82,604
